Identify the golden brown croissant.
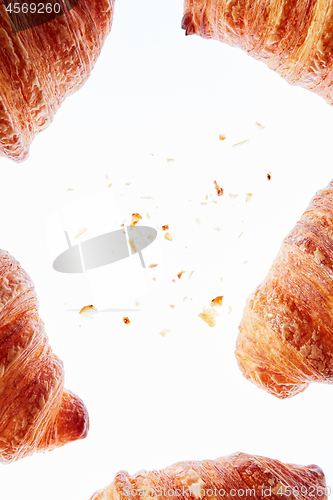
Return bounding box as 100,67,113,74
182,0,333,104
0,0,115,162
89,452,327,500
0,249,89,463
236,180,333,398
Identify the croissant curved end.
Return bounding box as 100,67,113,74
55,390,90,446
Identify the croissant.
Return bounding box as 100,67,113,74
0,249,89,463
89,452,327,500
236,180,333,398
182,0,333,104
0,0,115,162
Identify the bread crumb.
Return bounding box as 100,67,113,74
108,184,112,188
165,232,172,241
200,202,207,205
267,173,271,181
149,264,158,268
162,225,169,231
126,182,131,186
198,308,218,327
166,158,175,163
229,194,238,199
214,180,223,196
255,122,265,129
219,134,226,141
246,193,253,202
131,213,142,226
75,228,87,238
169,305,175,309
233,139,249,147
79,305,98,318
211,296,223,307
123,317,130,324
160,329,170,337
172,279,176,283
214,227,221,231
177,271,185,279
67,188,74,191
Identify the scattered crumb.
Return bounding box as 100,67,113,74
228,307,233,314
214,227,221,231
211,296,223,307
105,175,110,180
219,134,226,141
160,329,170,337
165,232,172,241
200,202,207,205
169,305,175,309
243,261,248,264
162,225,169,231
126,182,131,186
79,305,98,318
177,271,185,279
214,180,224,196
146,212,151,219
206,195,209,200
108,184,112,188
75,228,87,238
267,173,271,181
141,197,153,199
229,194,238,199
183,297,188,301
135,300,140,306
213,200,217,204
238,232,244,238
166,158,175,163
123,317,130,324
233,139,249,147
255,122,265,129
198,308,219,327
67,188,74,191
151,153,154,156
120,223,124,227
172,279,176,283
149,264,158,268
246,193,253,202
195,218,201,225
131,213,142,226
220,277,223,281
189,271,195,279
152,277,156,281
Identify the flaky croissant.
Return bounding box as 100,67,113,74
89,452,327,500
0,249,88,463
182,0,333,104
0,0,115,162
236,180,333,398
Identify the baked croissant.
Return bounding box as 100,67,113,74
182,0,333,104
0,249,88,463
89,452,327,500
0,0,115,162
236,180,333,398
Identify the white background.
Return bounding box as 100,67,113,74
1,0,333,497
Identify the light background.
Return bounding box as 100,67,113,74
1,0,333,497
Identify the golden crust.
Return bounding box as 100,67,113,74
0,249,89,463
89,452,326,500
236,180,333,398
0,0,115,162
182,0,333,103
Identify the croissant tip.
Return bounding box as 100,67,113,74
181,12,196,35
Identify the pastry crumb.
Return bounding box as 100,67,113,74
177,271,185,279
165,232,172,241
233,139,249,147
166,158,175,163
198,308,218,327
229,193,238,199
246,193,253,202
169,305,175,309
195,218,201,225
214,180,223,196
149,264,158,268
131,213,142,226
123,317,130,324
214,227,221,231
79,305,98,318
211,296,223,307
238,232,244,238
267,173,271,181
162,225,169,231
126,182,131,186
219,134,226,141
255,122,265,129
228,306,233,314
146,212,151,219
75,228,87,238
189,270,195,279
160,329,170,337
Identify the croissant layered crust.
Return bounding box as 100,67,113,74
90,452,327,500
236,180,333,398
0,249,89,463
0,0,115,161
182,0,333,103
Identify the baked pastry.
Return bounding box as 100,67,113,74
0,249,88,463
0,0,115,162
89,452,327,500
182,0,333,104
236,180,333,398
